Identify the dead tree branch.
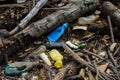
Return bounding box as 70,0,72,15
9,0,48,35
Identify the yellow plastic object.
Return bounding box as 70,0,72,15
49,49,63,68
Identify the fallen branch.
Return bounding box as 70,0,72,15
16,0,97,37
9,0,48,35
102,1,120,30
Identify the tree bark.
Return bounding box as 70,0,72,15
102,1,120,30
16,0,97,37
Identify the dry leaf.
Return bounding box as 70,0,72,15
79,68,85,79
88,70,95,80
97,63,109,72
110,43,117,52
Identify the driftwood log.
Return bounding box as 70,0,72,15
16,0,97,37
102,1,120,35
0,0,98,62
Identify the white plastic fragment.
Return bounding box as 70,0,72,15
31,76,38,80
73,26,88,30
66,41,78,49
38,53,52,66
94,10,101,15
110,43,117,52
22,72,28,77
99,51,106,57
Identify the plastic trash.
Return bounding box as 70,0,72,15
31,75,38,80
22,72,28,77
66,41,83,49
47,23,69,42
4,61,39,76
77,44,83,49
45,42,65,49
29,55,35,60
99,51,107,57
35,45,52,66
49,49,63,68
66,41,78,49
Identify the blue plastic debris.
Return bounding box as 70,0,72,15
29,55,35,60
22,72,28,77
47,23,69,42
45,42,65,48
4,62,39,76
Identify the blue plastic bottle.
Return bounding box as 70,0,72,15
47,23,69,42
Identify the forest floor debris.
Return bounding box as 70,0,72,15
0,0,120,80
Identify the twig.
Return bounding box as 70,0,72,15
82,49,104,60
64,75,81,80
107,16,115,43
104,46,120,78
97,57,108,64
42,7,69,10
106,47,119,68
64,45,95,71
9,0,48,35
41,63,55,80
0,3,26,8
85,55,92,64
114,47,120,56
108,61,120,79
93,61,106,80
63,45,112,80
54,62,75,80
98,53,120,79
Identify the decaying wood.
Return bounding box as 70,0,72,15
54,62,75,80
16,0,97,37
9,0,48,35
102,1,120,30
